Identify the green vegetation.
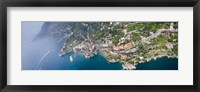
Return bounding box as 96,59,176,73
131,33,141,41
151,35,167,48
172,44,178,56
127,22,171,35
94,30,102,37
112,35,122,45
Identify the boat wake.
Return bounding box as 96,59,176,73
35,50,51,69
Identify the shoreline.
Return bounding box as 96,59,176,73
61,52,178,70
122,55,178,70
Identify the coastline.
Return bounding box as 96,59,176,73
135,56,178,70
61,52,178,70
122,55,178,70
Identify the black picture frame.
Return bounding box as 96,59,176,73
0,0,199,92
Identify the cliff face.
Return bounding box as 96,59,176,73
33,22,103,56
34,22,101,40
34,22,72,40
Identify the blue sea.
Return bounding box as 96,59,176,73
135,57,178,70
22,22,178,70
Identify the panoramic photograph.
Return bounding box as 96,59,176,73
22,22,178,70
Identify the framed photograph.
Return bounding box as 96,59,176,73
0,0,199,92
